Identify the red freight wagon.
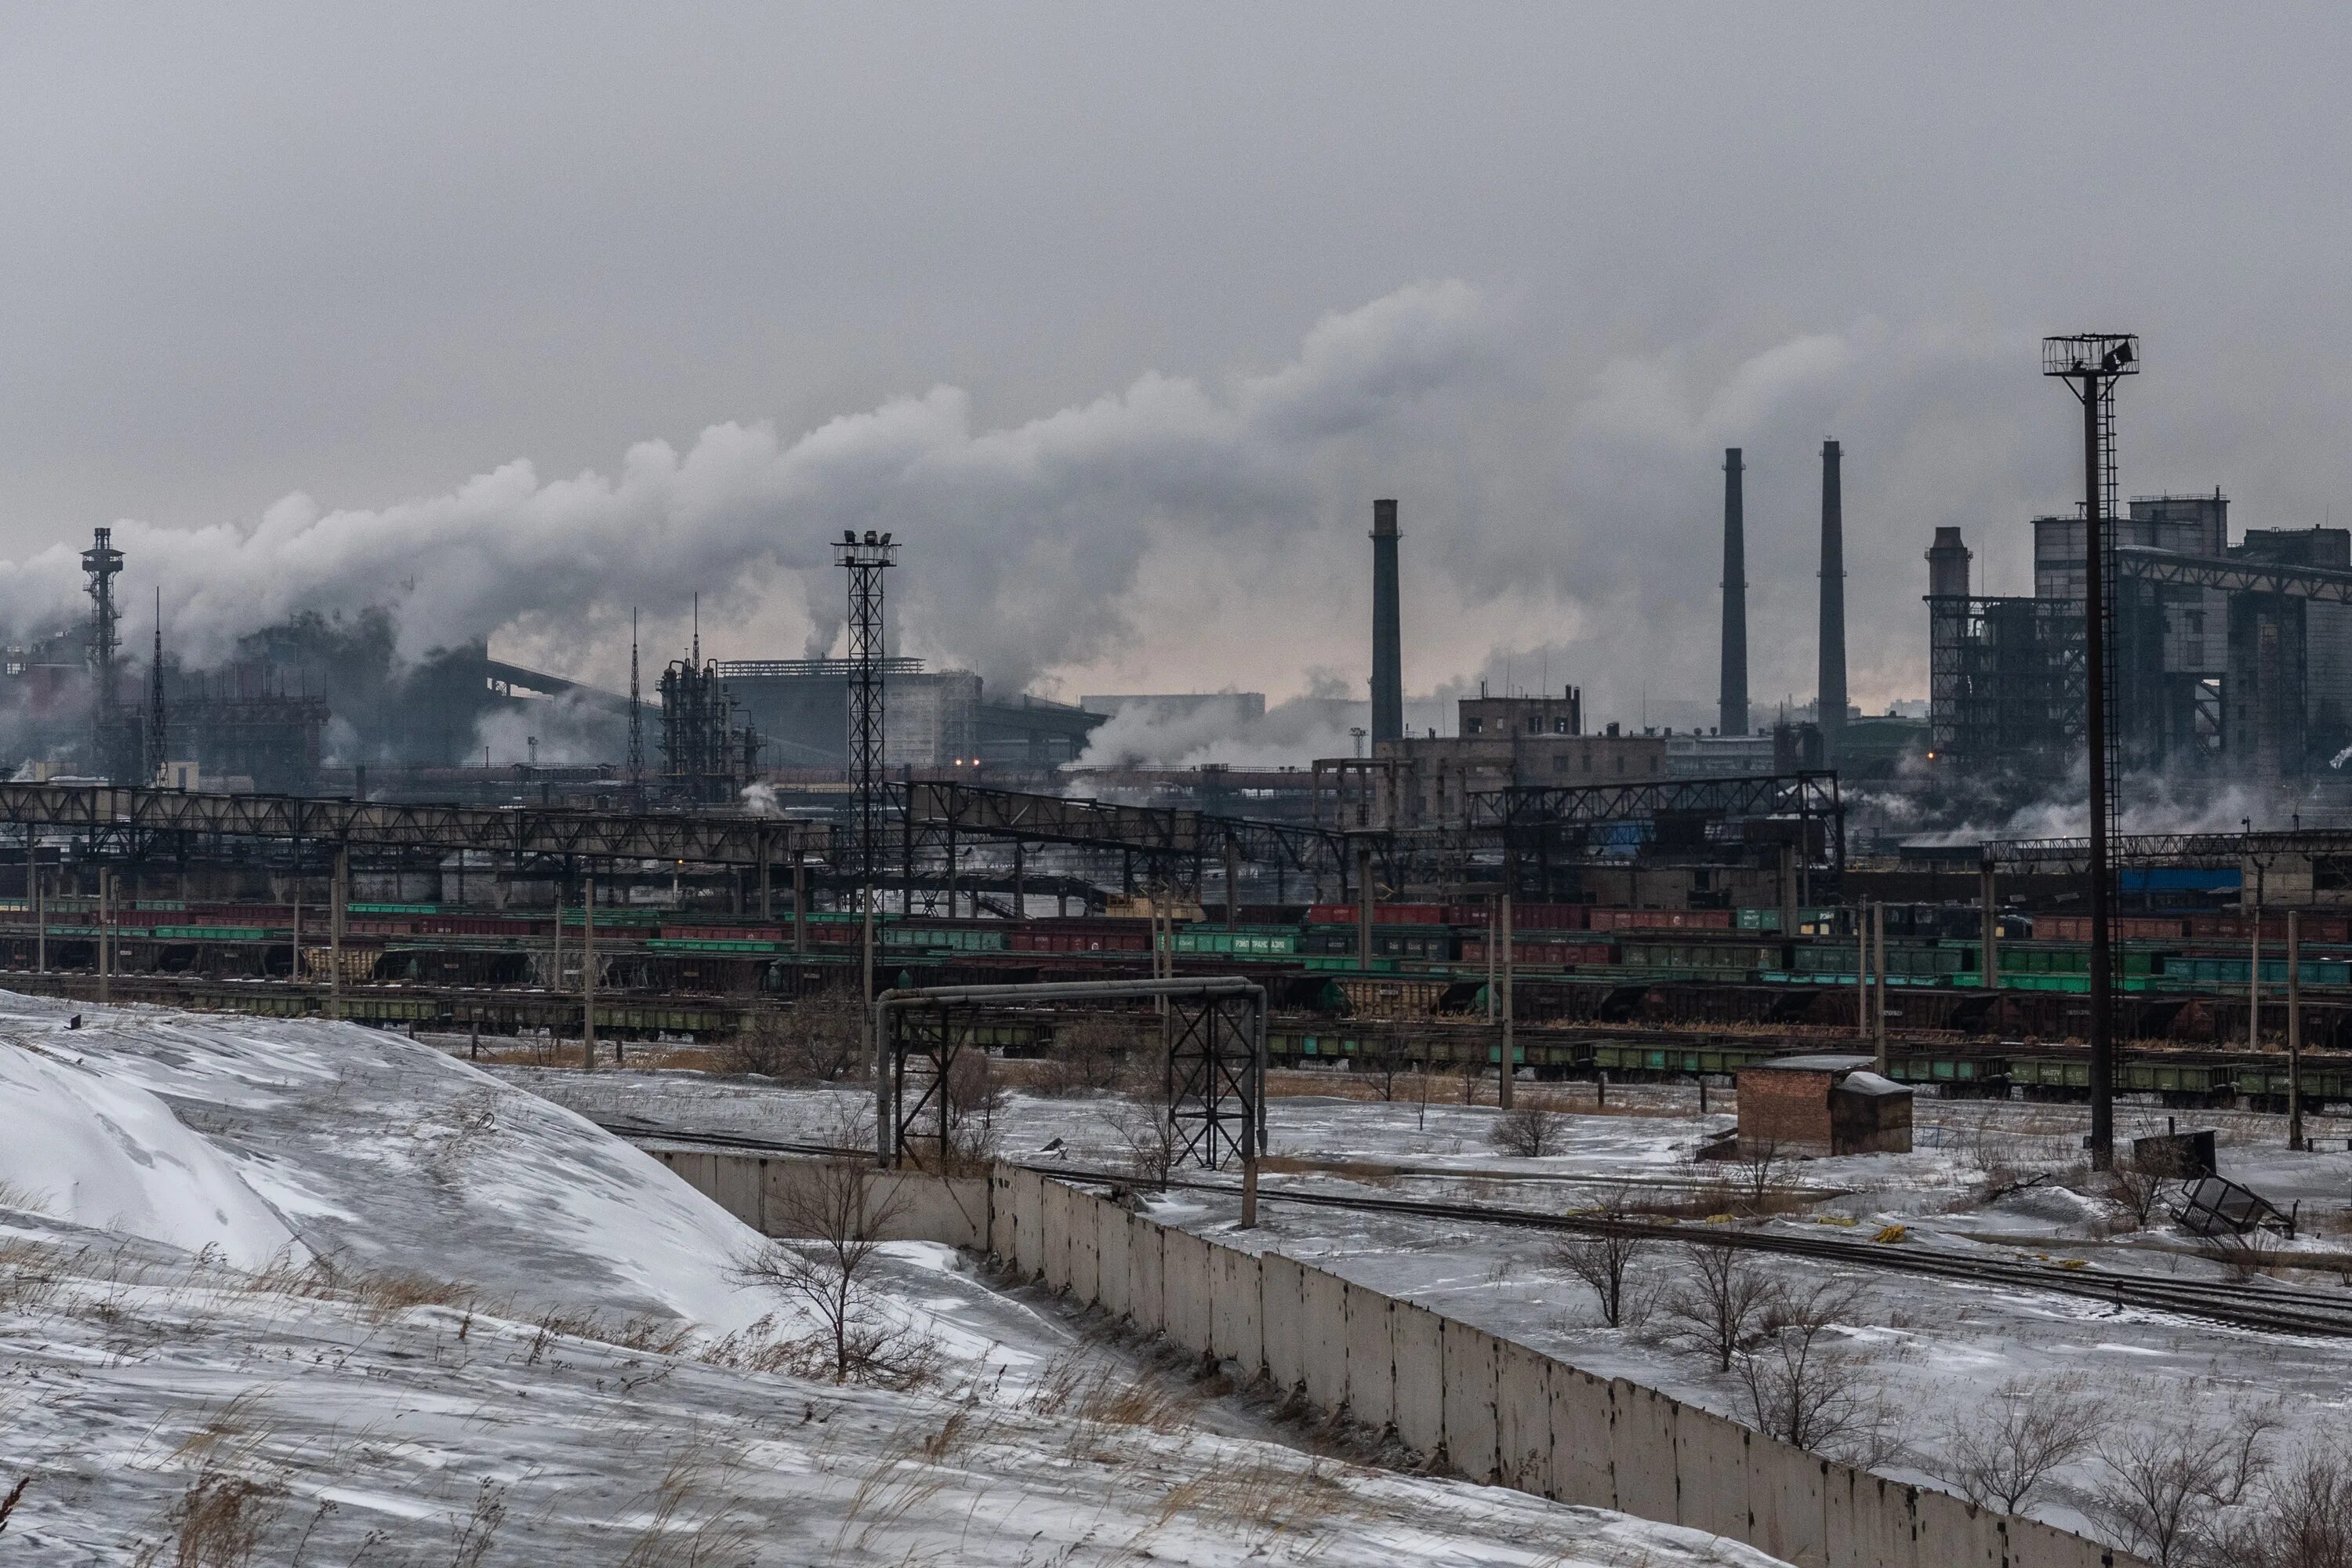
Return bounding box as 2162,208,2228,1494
1587,908,1734,931
2033,914,2187,942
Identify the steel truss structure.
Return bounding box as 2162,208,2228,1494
1466,771,1845,898
873,978,1264,1171
900,781,1363,905
1993,826,2352,873
0,782,828,868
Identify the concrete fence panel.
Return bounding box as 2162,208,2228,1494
1390,1300,1446,1460
1911,1487,2008,1568
1094,1205,1132,1320
1040,1179,1076,1294
711,1154,768,1230
1673,1406,1755,1544
1826,1469,1921,1568
1261,1253,1307,1397
1065,1184,1101,1305
1439,1321,1501,1483
1007,1167,1047,1276
2009,1514,2127,1568
1210,1247,1264,1374
1746,1439,1827,1568
1495,1339,1554,1496
1546,1364,1617,1512
1129,1214,1167,1334
1161,1228,1214,1357
1343,1283,1396,1434
1302,1267,1349,1414
1610,1380,1682,1527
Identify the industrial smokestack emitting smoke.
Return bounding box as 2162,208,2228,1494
1719,447,1748,738
1817,438,1847,758
1370,498,1403,746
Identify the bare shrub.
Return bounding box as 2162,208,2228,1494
1937,1375,2103,1515
2091,1405,2278,1567
445,1479,507,1568
1109,1096,1180,1189
940,1049,1001,1172
1661,1243,1777,1373
2205,1443,2352,1568
1353,1033,1413,1102
616,1446,757,1568
717,993,865,1082
0,1476,26,1537
166,1471,286,1568
1729,1139,1791,1217
2106,1162,2174,1232
1733,1279,1886,1457
2198,1225,2285,1283
1548,1190,1659,1328
1030,1014,1142,1097
732,1158,933,1387
1490,1103,1563,1158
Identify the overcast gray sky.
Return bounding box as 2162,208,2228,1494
1,3,2346,724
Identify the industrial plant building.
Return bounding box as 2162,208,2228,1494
1928,492,2352,787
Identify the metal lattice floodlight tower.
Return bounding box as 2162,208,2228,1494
2044,332,2138,1172
82,527,124,776
874,978,1264,1173
835,530,898,890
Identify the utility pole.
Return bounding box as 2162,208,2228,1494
2288,906,2304,1152
330,844,347,1020
97,870,111,1004
1980,856,2000,994
584,873,598,1070
1872,901,1889,1075
1498,891,1515,1109
1856,902,1872,1040
2044,333,2137,1171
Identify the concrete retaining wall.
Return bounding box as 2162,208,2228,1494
982,1165,2133,1568
652,1148,985,1247
662,1152,2131,1568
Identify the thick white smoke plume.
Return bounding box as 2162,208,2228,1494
0,281,1497,694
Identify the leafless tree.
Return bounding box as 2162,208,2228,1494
1730,1139,1790,1216
1108,1094,1180,1189
2203,1443,2352,1568
719,992,865,1082
1356,1032,1411,1102
939,1048,1001,1172
732,1156,927,1385
1033,1013,1140,1097
1733,1278,1880,1454
1937,1375,2105,1515
1548,1190,1659,1329
2091,1406,2279,1568
1661,1243,1777,1374
1491,1102,1563,1158
2106,1162,2173,1232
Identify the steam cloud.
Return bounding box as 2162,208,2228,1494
0,281,1497,695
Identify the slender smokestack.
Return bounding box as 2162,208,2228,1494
1719,449,1748,738
1370,498,1403,746
1817,439,1847,759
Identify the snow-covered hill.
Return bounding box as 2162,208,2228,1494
0,996,1788,1566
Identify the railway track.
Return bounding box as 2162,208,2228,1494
603,1117,2352,1339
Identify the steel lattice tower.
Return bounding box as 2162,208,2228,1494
147,588,167,784
81,528,124,778
834,529,898,886
626,608,644,803
2043,332,2138,1172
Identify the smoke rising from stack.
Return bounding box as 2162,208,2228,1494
0,281,1496,696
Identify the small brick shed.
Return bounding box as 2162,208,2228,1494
1735,1053,1914,1156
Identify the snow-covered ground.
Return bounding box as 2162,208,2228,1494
488,1058,2352,1547
0,998,1792,1566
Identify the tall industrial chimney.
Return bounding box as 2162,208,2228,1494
1817,440,1848,759
1719,449,1748,737
1370,498,1403,746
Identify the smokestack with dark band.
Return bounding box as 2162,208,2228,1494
1370,497,1403,746
1719,448,1748,738
1817,438,1847,760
